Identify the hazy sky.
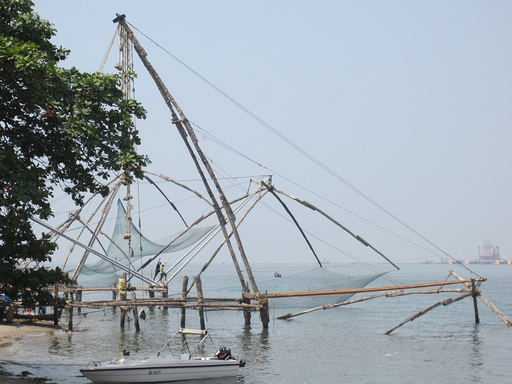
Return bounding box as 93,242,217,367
33,1,512,272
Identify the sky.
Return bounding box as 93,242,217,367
32,1,512,273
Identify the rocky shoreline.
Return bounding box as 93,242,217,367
0,367,52,383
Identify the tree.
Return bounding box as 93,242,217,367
0,0,148,309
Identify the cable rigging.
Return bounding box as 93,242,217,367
122,20,480,277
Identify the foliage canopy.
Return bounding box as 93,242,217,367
0,0,148,308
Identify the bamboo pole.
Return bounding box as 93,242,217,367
271,184,399,270
53,179,120,272
114,15,260,298
385,292,472,335
191,188,267,292
277,288,471,320
478,295,512,326
67,295,244,307
449,270,474,288
71,187,119,280
257,279,477,299
70,299,259,309
59,285,166,293
452,271,510,326
260,180,322,267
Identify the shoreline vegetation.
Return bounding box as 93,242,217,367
0,321,63,383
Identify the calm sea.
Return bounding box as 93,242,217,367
1,263,511,383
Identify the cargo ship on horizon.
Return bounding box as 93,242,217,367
421,240,511,265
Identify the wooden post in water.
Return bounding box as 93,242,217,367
259,293,270,329
181,276,189,328
132,292,140,332
195,276,205,330
67,298,73,332
243,282,251,326
162,283,169,310
53,285,59,326
76,287,82,316
120,307,127,329
471,277,480,324
112,282,117,313
478,295,512,326
120,273,127,301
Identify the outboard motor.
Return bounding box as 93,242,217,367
215,347,233,360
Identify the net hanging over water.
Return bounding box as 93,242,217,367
80,199,214,276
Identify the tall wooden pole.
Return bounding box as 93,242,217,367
114,15,260,298
471,277,480,324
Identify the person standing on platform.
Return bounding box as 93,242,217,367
154,259,161,280
159,262,167,282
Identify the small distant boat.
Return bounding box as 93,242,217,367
80,328,243,383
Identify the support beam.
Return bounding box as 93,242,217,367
31,216,156,285
471,278,480,324
385,292,472,335
113,14,260,298
478,295,512,326
258,279,477,299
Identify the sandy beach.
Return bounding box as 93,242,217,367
0,321,62,383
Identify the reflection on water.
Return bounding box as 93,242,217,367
238,326,270,367
468,325,483,383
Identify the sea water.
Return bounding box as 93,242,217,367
1,263,511,384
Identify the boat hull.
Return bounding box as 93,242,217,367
80,356,240,383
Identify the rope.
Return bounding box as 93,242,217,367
124,20,480,277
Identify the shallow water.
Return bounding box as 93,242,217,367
1,263,511,383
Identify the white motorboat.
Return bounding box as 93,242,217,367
80,328,243,383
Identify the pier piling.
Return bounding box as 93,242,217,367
195,276,205,330
181,276,189,328
67,298,73,331
120,306,127,329
132,292,140,332
471,277,480,324
53,285,59,326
